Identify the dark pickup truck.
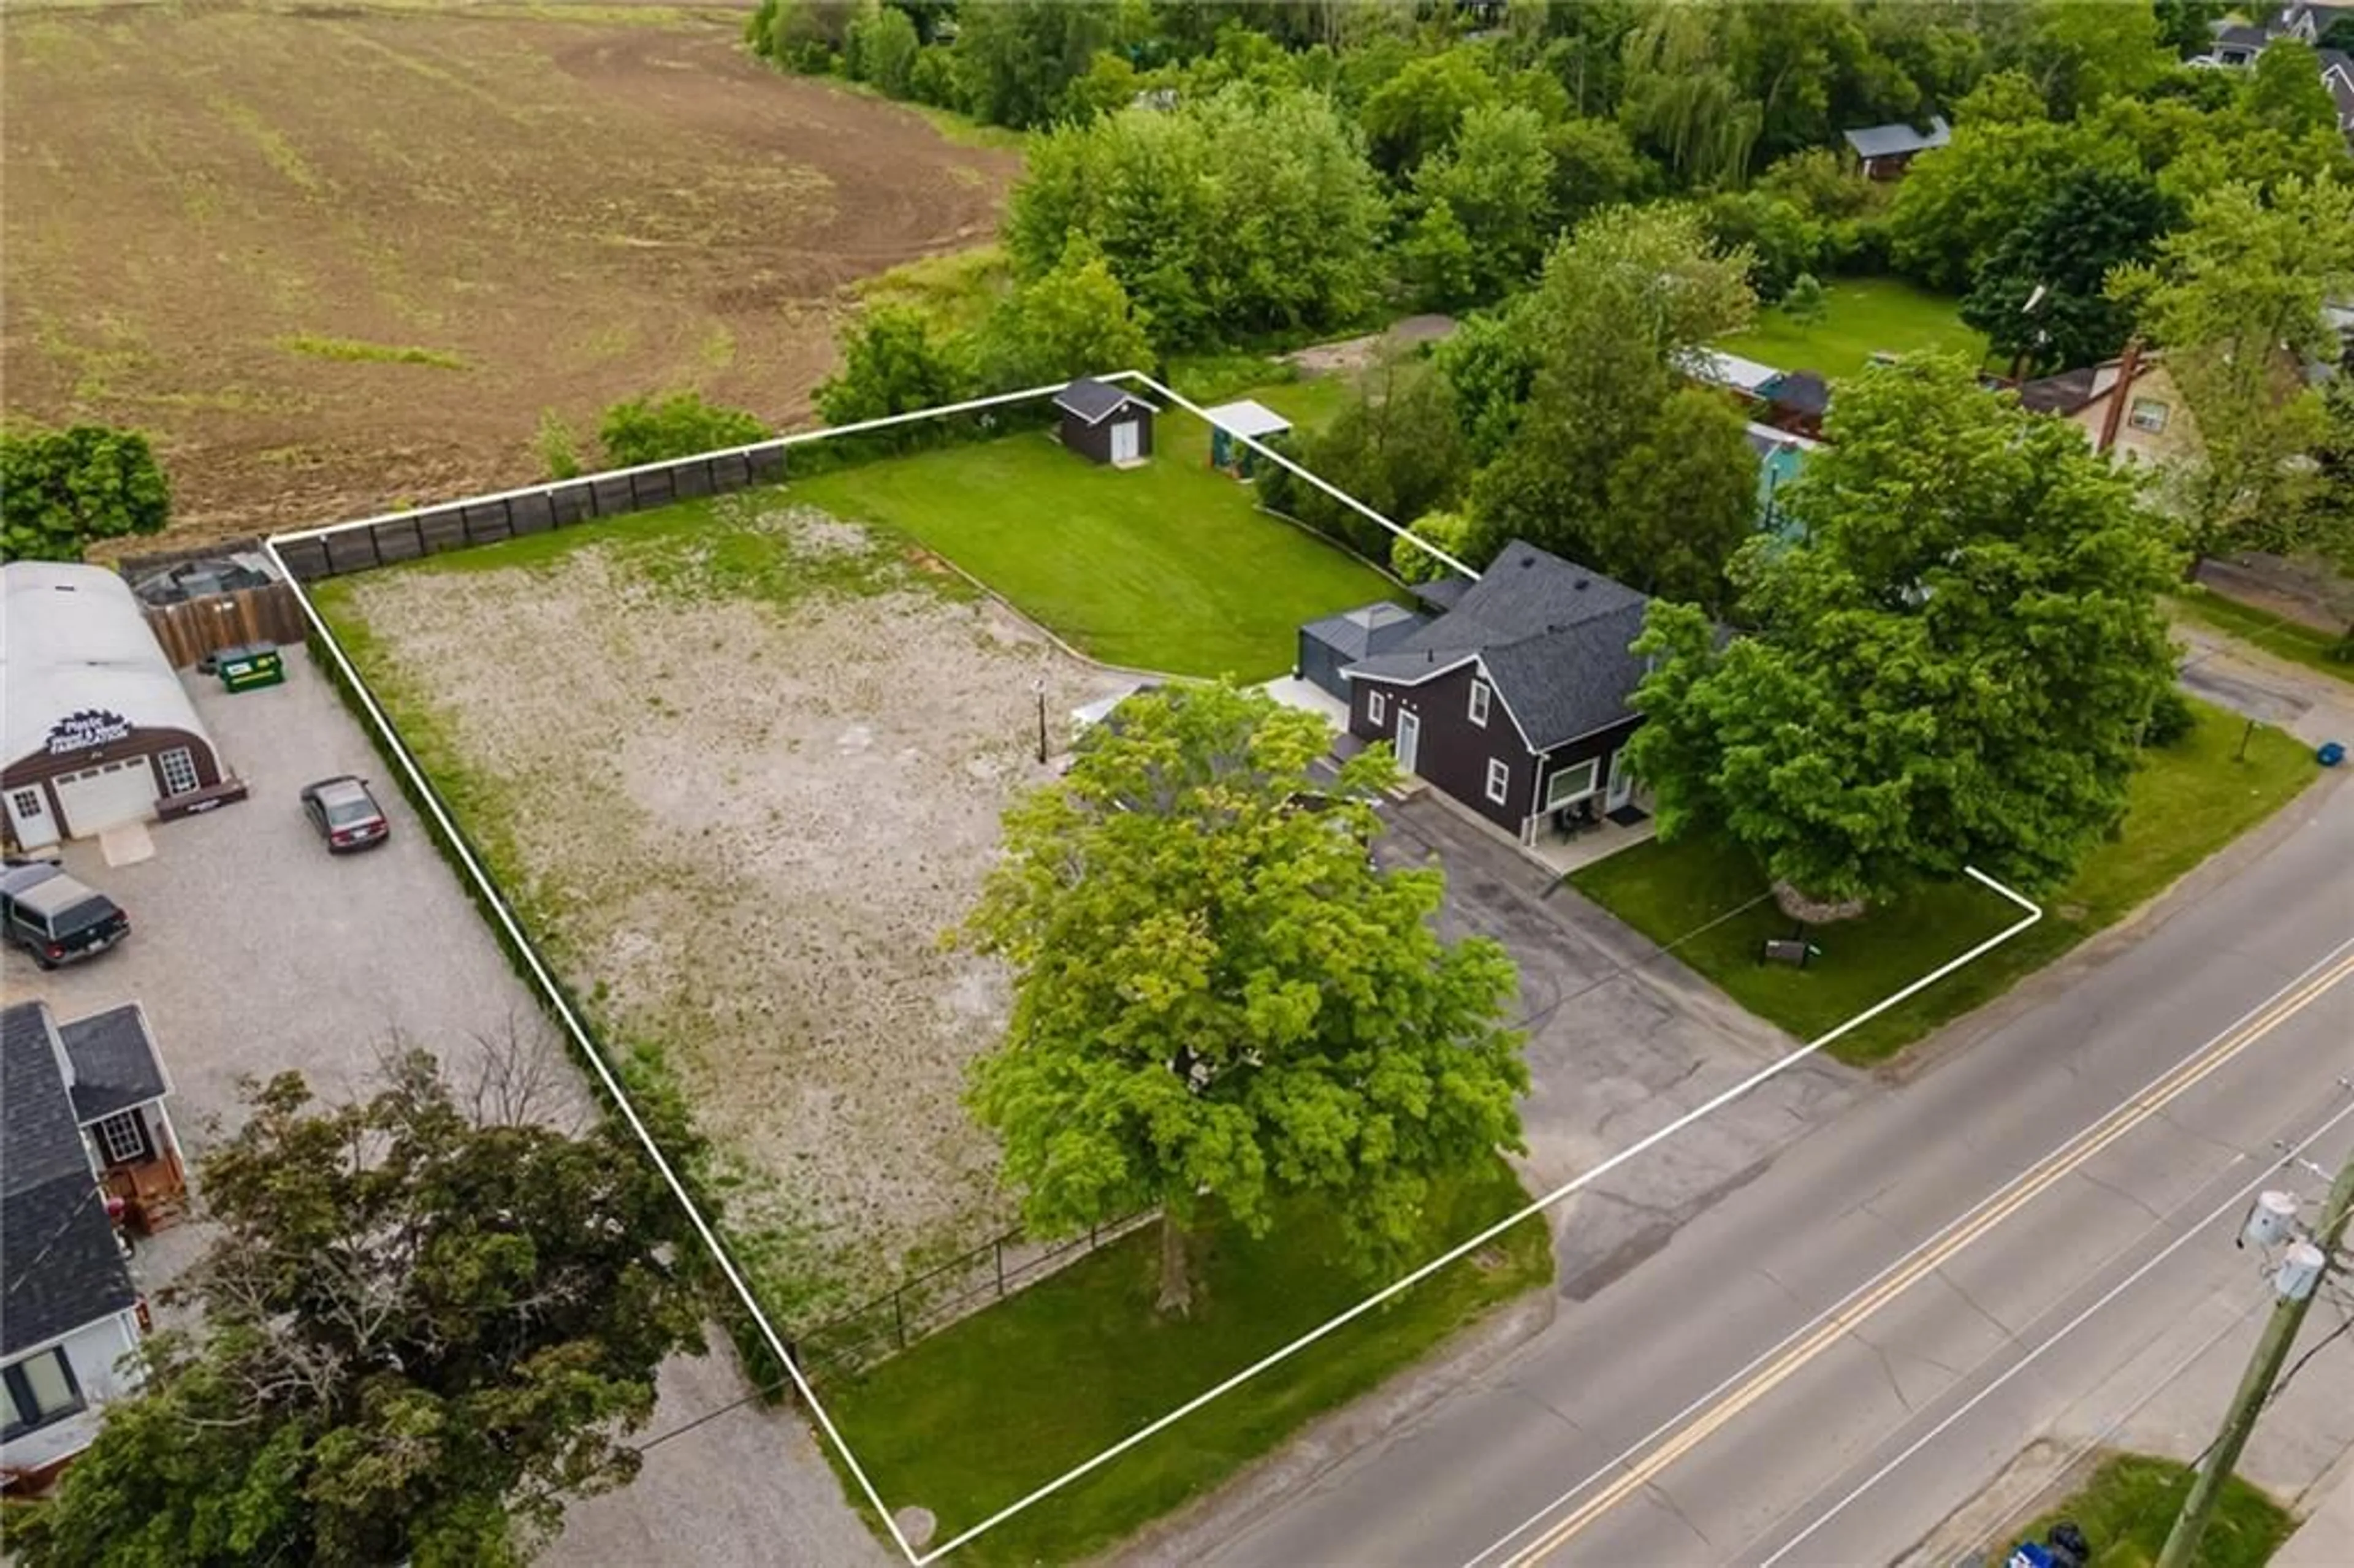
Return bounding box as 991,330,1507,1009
1,860,131,969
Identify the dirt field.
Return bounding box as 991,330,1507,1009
319,495,1134,1314
0,3,1014,542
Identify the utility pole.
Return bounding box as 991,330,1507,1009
2157,1144,2354,1568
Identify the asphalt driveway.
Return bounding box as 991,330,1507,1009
4,648,877,1568
1377,793,1867,1296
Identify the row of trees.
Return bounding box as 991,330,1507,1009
0,425,172,561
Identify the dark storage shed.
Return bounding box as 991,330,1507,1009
1297,602,1430,702
1054,378,1158,467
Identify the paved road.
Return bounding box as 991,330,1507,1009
1196,771,2353,1568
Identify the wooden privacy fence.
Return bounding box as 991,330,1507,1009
142,582,308,669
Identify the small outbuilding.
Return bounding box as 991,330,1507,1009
1759,370,1832,440
1054,378,1157,467
2,563,232,851
1296,601,1430,703
1202,399,1293,479
1842,115,1951,180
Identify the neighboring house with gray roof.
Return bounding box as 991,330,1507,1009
1,999,177,1482
1332,541,1655,846
1842,115,1951,178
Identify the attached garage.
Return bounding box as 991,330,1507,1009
1296,601,1430,703
3,563,230,851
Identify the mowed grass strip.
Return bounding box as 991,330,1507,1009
278,333,468,369
2173,587,2354,687
788,413,1405,679
826,1157,1551,1566
2009,1451,2293,1568
1716,275,1987,379
1571,701,2317,1064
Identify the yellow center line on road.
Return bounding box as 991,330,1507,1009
1503,948,2354,1568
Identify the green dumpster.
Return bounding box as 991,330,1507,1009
215,642,285,692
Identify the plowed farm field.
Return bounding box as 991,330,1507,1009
1,4,1015,542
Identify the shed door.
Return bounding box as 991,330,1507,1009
1110,421,1140,464
54,756,160,837
6,783,59,851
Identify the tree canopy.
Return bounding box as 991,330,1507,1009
973,234,1156,390
0,425,172,562
960,683,1526,1315
596,392,768,470
812,305,974,433
12,1049,706,1568
1626,355,2181,913
1960,165,2178,375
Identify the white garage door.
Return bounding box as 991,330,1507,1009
54,756,159,838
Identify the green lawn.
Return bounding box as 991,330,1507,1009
790,413,1404,678
826,1157,1552,1566
1716,276,1987,381
2173,587,2354,687
2009,1452,2293,1568
1571,701,2317,1065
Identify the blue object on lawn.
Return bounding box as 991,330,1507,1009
2320,741,2346,767
2005,1545,2055,1568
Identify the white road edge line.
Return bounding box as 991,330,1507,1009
1458,932,2354,1568
269,408,2035,1567
1756,1090,2354,1566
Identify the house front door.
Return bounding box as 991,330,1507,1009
1109,421,1140,464
1605,748,1634,812
1394,708,1421,775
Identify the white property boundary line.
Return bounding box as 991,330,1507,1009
267,379,2033,1565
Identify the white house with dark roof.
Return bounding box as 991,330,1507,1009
1,1000,174,1482
1326,542,1658,861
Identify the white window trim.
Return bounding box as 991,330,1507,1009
9,788,42,817
158,746,198,796
1545,758,1600,810
1368,690,1386,725
95,1110,144,1165
1468,681,1490,728
1484,758,1511,805
2128,397,2168,433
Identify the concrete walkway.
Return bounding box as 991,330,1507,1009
2276,1441,2354,1566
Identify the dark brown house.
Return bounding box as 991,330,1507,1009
1054,378,1157,467
1337,542,1653,846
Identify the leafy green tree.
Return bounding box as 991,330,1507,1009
745,0,859,72
1595,384,1759,613
812,305,973,431
1279,349,1473,560
1005,86,1387,346
1782,271,1827,324
596,391,768,469
1470,204,1754,568
1409,102,1557,301
1399,196,1480,312
1358,48,1499,178
961,682,1527,1315
1700,189,1825,301
1961,165,2177,375
536,410,582,481
1884,97,2117,292
12,1050,706,1568
1431,299,1543,465
1859,0,1990,112
1391,508,1473,582
953,0,1116,128
2152,0,2230,56
2026,0,2168,116
1728,0,1891,166
1617,2,1762,185
1544,114,1656,226
1626,356,2181,915
974,234,1156,389
2112,177,2354,563
0,425,172,562
845,3,922,97
2245,39,2339,136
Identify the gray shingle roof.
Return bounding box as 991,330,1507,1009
1301,601,1429,660
1053,377,1155,425
3,1002,138,1357
59,1006,167,1125
1842,115,1951,161
2017,365,2102,414
1346,541,1653,750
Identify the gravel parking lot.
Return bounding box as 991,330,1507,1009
4,647,872,1567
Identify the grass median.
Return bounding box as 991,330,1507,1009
1570,700,2318,1065
2008,1451,2293,1568
823,1155,1552,1566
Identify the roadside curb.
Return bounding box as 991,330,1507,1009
1875,763,2348,1088
1105,1283,1559,1567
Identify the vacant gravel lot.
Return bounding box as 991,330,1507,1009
321,497,1135,1312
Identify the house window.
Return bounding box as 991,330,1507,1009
2,1349,85,1440
1367,690,1386,726
94,1110,147,1166
1468,681,1490,728
157,747,199,796
9,788,40,819
1544,759,1600,810
2129,397,2169,433
1484,758,1511,805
